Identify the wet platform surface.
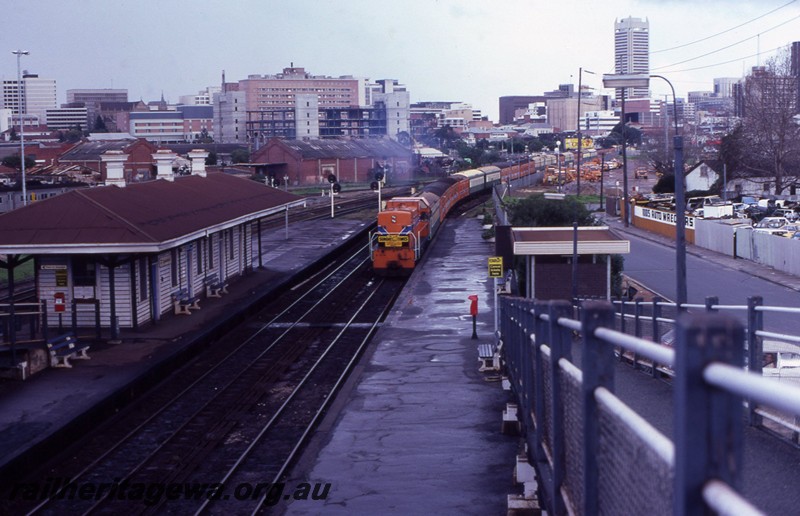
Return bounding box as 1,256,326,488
283,215,517,514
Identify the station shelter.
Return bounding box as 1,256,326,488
0,150,305,347
511,226,630,300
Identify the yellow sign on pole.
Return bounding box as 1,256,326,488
488,256,503,278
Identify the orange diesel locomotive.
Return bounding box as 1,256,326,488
370,153,578,275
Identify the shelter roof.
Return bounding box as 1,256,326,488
264,138,411,161
0,173,304,254
511,226,630,255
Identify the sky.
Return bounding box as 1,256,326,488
2,0,799,122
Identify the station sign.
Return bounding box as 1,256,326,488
378,235,409,247
488,256,503,278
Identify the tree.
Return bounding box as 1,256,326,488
93,115,108,132
608,121,642,147
433,124,460,151
230,149,250,164
507,194,594,227
652,173,676,194
205,151,218,166
730,48,800,194
2,155,36,170
64,128,83,143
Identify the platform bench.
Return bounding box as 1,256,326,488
204,273,229,298
172,289,200,315
46,333,90,368
478,343,500,372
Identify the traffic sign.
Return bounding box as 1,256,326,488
488,256,503,278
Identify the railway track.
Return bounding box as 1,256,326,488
7,242,404,516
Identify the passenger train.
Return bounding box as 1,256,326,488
370,151,582,275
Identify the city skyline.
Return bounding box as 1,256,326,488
2,0,799,122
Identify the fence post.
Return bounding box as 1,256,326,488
705,296,718,312
548,300,572,516
580,300,615,515
530,300,549,464
673,312,744,516
746,296,763,427
651,296,662,378
41,300,48,342
71,299,78,336
94,300,101,340
633,297,643,370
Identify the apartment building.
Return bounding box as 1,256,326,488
214,66,410,145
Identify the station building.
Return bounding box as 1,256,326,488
0,149,304,336
251,137,414,186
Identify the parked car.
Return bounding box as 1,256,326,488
781,224,800,237
773,208,799,222
753,217,791,236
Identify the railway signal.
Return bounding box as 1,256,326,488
327,174,340,218
373,170,383,212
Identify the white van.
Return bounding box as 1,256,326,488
762,340,800,383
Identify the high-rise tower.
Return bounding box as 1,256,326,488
614,17,650,99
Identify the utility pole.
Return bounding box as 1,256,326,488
13,50,29,207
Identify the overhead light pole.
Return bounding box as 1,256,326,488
602,74,649,228
575,68,595,197
650,74,686,309
12,50,29,207
603,73,686,309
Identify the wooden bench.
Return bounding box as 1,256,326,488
204,273,229,298
172,289,200,315
46,333,91,368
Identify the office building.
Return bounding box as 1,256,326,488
3,72,57,126
66,89,128,129
614,16,650,99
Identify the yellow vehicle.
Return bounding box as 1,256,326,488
634,167,648,179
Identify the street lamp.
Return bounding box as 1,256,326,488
576,68,595,197
602,74,648,228
603,73,686,309
650,74,686,309
12,50,29,207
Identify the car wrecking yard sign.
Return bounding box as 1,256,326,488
488,256,503,278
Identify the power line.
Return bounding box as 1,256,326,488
651,14,800,72
657,44,786,74
651,0,798,54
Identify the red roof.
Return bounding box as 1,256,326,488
0,172,304,253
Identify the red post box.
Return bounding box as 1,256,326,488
468,294,478,316
468,295,478,339
54,292,66,313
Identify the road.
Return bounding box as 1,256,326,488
609,217,800,336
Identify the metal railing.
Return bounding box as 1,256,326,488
500,296,800,515
602,295,800,445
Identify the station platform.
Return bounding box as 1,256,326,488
283,215,518,514
0,216,373,481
